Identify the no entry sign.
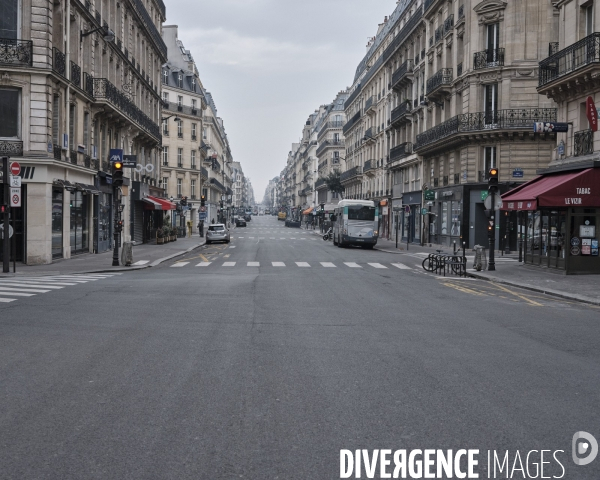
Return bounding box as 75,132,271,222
10,162,21,176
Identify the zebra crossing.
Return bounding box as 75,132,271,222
169,261,415,270
0,273,121,304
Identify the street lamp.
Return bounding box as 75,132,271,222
81,25,115,43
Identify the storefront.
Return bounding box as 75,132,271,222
501,164,600,274
0,183,26,263
379,200,390,239
401,190,422,244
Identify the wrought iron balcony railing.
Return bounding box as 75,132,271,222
70,61,81,87
435,25,444,44
415,108,557,149
444,15,454,34
0,38,33,67
340,166,362,182
90,78,160,140
391,59,414,88
342,111,361,135
53,47,66,77
458,5,464,19
201,166,209,178
365,95,375,112
473,48,505,69
363,159,375,173
84,72,94,97
315,178,327,189
391,102,411,125
539,32,600,87
389,142,413,162
129,0,168,59
574,129,594,157
210,178,225,192
454,173,460,184
53,144,62,160
426,68,453,95
316,139,343,157
549,42,559,56
364,127,375,141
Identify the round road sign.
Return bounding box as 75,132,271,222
0,223,14,239
10,162,21,176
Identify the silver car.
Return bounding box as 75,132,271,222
206,224,230,244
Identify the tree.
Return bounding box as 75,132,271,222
321,171,345,198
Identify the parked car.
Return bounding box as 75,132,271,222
235,216,247,227
244,214,252,222
206,224,230,244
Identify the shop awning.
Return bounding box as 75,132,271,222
142,197,163,210
147,195,176,211
53,179,76,192
76,183,100,195
302,207,313,215
380,199,388,206
501,168,600,211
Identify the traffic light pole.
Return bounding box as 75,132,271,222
112,187,120,267
488,191,496,271
2,157,10,273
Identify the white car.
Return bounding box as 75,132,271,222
206,224,230,244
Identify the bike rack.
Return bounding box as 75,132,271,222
421,244,468,277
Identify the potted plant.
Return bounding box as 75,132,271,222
170,227,176,241
164,226,171,242
157,228,164,244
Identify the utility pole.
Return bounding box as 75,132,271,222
2,157,10,273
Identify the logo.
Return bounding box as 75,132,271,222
572,432,598,466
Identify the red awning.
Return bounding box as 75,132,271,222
142,197,162,210
501,168,600,211
147,195,176,211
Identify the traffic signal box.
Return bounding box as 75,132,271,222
200,195,206,207
112,160,124,187
488,167,499,193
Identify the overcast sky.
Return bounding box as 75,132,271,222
165,0,397,200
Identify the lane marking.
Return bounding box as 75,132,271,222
196,262,212,267
0,282,64,290
223,262,236,267
132,260,150,266
0,286,52,293
0,298,17,303
320,262,336,268
296,262,310,267
443,282,487,296
171,262,189,268
0,291,36,297
491,282,543,307
368,263,387,269
391,263,411,270
247,262,260,267
0,280,79,286
344,262,362,268
272,262,285,267
229,246,236,249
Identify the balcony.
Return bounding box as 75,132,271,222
209,178,225,192
539,32,600,97
315,178,327,189
473,48,505,70
201,166,209,179
363,159,376,177
70,61,81,87
391,59,414,90
318,159,328,171
316,139,343,157
426,68,453,98
342,111,361,135
128,0,168,59
365,96,376,115
389,142,413,163
364,127,375,144
0,139,23,157
415,107,557,154
89,77,160,141
53,47,66,77
0,38,32,67
549,42,559,57
435,25,444,44
340,166,362,184
391,102,412,127
574,129,594,157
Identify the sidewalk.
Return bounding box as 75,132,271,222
374,237,600,306
0,235,206,277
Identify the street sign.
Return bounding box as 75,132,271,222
0,223,14,239
9,176,21,187
484,194,502,211
109,149,123,164
533,122,569,133
10,162,21,176
404,205,411,214
199,212,207,220
421,208,428,215
200,206,206,212
10,187,21,207
586,96,598,132
424,190,435,201
481,190,489,201
512,168,524,178
122,155,137,168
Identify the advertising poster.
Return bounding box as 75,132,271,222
581,238,591,255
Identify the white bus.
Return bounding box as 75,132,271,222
332,199,379,248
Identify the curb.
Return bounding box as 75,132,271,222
467,271,600,307
0,240,206,277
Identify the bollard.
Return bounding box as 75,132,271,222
121,241,133,266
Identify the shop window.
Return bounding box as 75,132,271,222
70,191,89,255
52,189,63,259
0,89,20,138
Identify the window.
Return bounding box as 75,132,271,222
486,23,499,51
83,112,90,151
162,177,168,192
69,104,75,151
484,146,496,175
177,178,182,196
484,83,498,125
192,99,197,110
585,4,594,36
52,94,59,145
191,150,196,168
177,95,183,107
191,78,196,91
162,119,169,135
162,92,169,103
191,180,196,198
178,74,183,88
192,123,197,139
163,70,168,84
0,0,18,39
177,148,183,166
202,127,207,139
177,121,183,138
162,146,169,165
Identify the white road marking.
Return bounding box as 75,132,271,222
247,262,260,267
344,262,362,268
249,237,255,239
171,262,189,268
0,298,16,303
368,263,388,269
280,238,285,240
132,260,150,266
238,237,245,239
196,262,211,267
0,280,79,286
320,262,336,268
0,286,52,293
229,246,236,249
272,262,285,267
391,263,412,270
223,262,236,267
290,238,296,240
0,282,64,290
0,291,36,297
296,262,310,267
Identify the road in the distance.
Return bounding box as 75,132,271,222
0,215,598,479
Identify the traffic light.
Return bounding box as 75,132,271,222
488,167,499,193
112,160,124,187
115,219,123,232
200,195,206,207
181,196,187,206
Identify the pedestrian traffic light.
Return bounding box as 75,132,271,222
488,167,499,193
112,160,124,187
200,195,206,207
115,219,123,232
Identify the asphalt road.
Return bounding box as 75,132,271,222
1,215,599,479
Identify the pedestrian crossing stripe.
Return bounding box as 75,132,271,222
0,282,64,290
344,262,361,268
391,263,411,270
171,262,189,268
196,262,211,267
171,261,417,270
272,262,285,267
132,260,150,266
320,262,336,268
296,262,310,267
367,263,387,269
247,262,260,267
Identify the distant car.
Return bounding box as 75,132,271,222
206,224,230,244
244,214,252,222
235,216,247,227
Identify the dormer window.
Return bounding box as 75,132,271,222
162,70,168,84
178,74,183,88
191,78,196,91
